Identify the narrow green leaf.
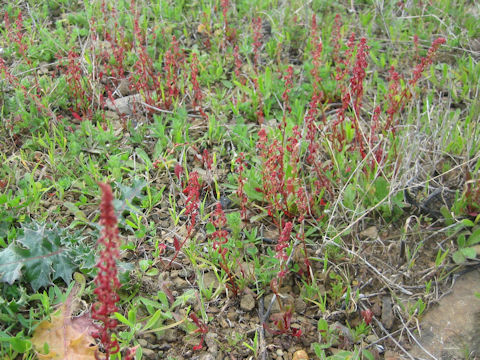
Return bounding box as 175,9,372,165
114,312,133,327
135,148,152,169
142,309,163,331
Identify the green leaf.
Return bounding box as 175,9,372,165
172,289,196,309
0,332,32,353
135,148,152,169
374,177,389,200
461,218,475,227
330,350,354,359
0,247,24,285
0,222,82,290
206,222,215,234
52,253,76,284
142,309,163,331
457,233,466,248
441,206,454,224
156,291,169,309
343,184,356,209
114,179,147,216
139,297,163,310
363,349,375,360
467,227,480,246
62,202,89,223
24,259,53,291
312,343,328,359
460,247,477,259
317,318,328,332
114,312,133,327
452,250,466,264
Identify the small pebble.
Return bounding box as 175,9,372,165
292,349,309,360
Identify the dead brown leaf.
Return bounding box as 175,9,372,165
31,288,97,360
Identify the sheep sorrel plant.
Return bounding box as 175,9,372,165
168,170,201,268
3,0,478,359
92,182,121,359
210,202,239,295
264,221,302,337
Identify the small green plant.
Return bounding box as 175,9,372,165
0,221,93,291
243,329,259,357
114,294,187,346
443,211,480,264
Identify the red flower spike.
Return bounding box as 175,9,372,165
184,172,200,235
252,17,263,71
235,153,248,221
92,183,121,359
361,309,373,325
174,163,183,180
202,149,213,170
275,221,293,263
233,45,244,84
210,203,239,295
167,171,201,269
190,53,206,118
409,37,446,86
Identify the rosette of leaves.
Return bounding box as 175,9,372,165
0,222,95,291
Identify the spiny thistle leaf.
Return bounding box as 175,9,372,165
0,222,85,291
0,247,24,285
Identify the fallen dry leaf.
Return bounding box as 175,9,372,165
31,287,97,360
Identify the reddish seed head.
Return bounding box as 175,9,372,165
174,163,183,179
275,222,293,262
92,183,121,359
361,309,373,325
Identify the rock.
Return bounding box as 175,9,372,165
276,349,284,356
331,322,354,344
360,226,378,239
294,298,307,313
227,310,237,321
240,292,256,311
372,300,381,317
104,110,120,121
410,269,480,359
208,306,219,314
219,317,229,328
163,328,180,342
172,275,188,289
366,334,378,343
202,272,220,289
115,78,131,96
105,93,142,115
384,350,401,360
381,296,394,329
142,347,157,360
200,354,215,360
292,349,309,360
205,332,218,355
138,338,148,348
264,293,294,313
142,333,156,346
264,294,281,313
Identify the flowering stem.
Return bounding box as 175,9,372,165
92,182,121,359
